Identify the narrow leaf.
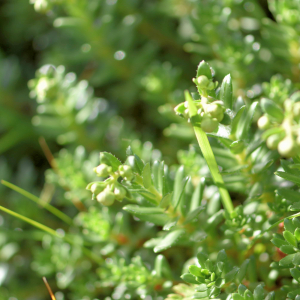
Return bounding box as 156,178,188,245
154,229,185,253
100,152,121,172
220,74,233,109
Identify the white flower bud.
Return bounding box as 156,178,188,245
278,136,298,157
114,186,127,201
118,165,133,180
94,164,112,177
266,134,281,150
197,75,210,89
201,116,218,133
96,187,115,206
257,115,271,130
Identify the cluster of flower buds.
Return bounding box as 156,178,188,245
174,97,226,133
258,95,300,157
174,61,232,133
28,65,60,103
86,163,133,206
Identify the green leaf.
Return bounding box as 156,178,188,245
215,278,225,288
183,206,205,224
174,177,189,211
180,273,199,285
230,140,245,154
189,178,205,212
159,192,173,208
99,152,122,172
126,155,144,174
216,249,227,263
142,163,152,189
154,229,185,253
238,284,247,296
172,165,185,206
265,291,275,300
291,267,300,282
280,245,295,254
236,102,258,140
271,236,289,248
293,252,300,266
189,265,203,277
197,252,208,268
253,284,265,300
294,228,300,241
224,266,239,283
275,171,300,186
285,218,297,233
287,289,300,299
123,205,169,226
251,160,274,174
279,253,296,268
154,254,173,279
236,259,249,284
261,98,284,122
231,105,245,136
197,60,212,79
247,256,257,282
276,187,300,203
126,145,134,156
232,294,244,300
289,203,300,211
163,217,179,231
152,160,164,194
220,74,233,109
244,290,254,300
283,230,298,247
205,210,224,230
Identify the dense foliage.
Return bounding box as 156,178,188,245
1,0,300,299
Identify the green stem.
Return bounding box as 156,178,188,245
0,205,60,237
1,180,73,225
193,127,234,214
248,212,300,249
185,91,234,214
0,205,102,265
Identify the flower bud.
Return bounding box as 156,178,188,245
118,165,133,181
197,75,210,89
93,164,112,177
206,103,225,122
200,116,218,133
257,115,271,130
114,186,127,201
90,182,106,195
266,134,282,150
96,187,115,206
278,136,297,157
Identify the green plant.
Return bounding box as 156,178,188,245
3,1,300,300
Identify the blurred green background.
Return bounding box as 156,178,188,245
0,0,299,299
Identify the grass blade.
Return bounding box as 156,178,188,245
1,180,73,225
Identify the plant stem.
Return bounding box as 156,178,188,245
185,91,234,214
0,205,60,237
1,180,73,225
193,127,234,214
0,205,103,265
